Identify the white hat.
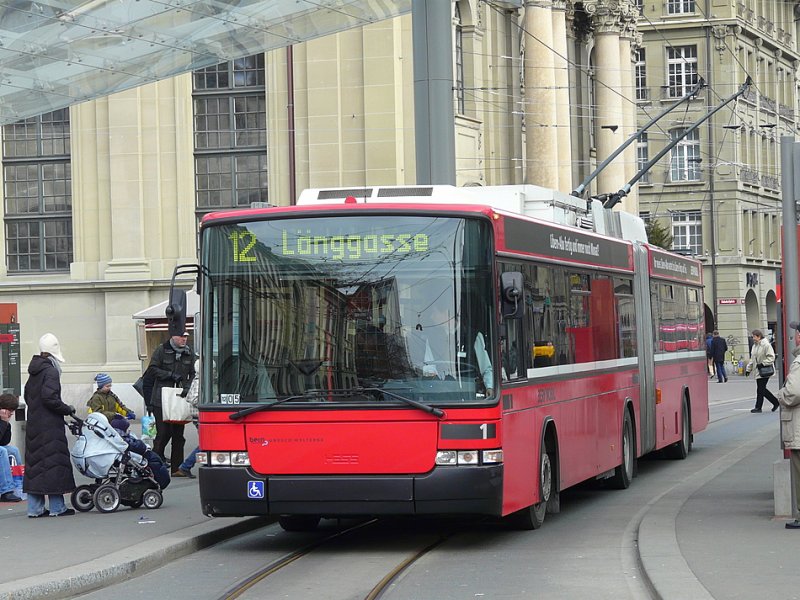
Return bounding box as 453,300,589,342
38,333,65,363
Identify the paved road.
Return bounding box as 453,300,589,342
30,373,790,600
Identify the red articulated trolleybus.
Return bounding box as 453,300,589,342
188,184,708,531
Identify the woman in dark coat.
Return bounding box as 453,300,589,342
23,333,76,517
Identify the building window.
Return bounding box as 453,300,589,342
635,49,648,100
193,55,267,213
667,0,695,14
670,128,701,181
2,110,72,273
666,45,698,98
671,211,702,255
637,133,651,183
454,3,465,115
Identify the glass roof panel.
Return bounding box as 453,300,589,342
0,0,411,123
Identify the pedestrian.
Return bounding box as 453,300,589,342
0,393,23,502
777,321,800,529
745,328,779,412
23,333,77,517
147,331,195,474
709,330,728,383
705,332,714,378
87,373,135,422
174,359,199,479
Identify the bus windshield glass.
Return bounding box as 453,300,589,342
201,214,495,407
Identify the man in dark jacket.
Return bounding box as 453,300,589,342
23,333,76,517
147,331,195,473
710,330,729,383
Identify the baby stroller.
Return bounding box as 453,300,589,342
68,412,164,513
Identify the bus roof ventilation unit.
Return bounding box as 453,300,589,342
316,188,373,200
376,187,434,197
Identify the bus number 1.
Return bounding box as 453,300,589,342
479,423,488,439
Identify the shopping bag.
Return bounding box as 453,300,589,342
9,456,25,500
140,414,156,440
161,386,191,424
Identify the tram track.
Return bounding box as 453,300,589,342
216,518,452,600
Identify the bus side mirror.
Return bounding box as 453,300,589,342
166,287,187,337
501,271,524,319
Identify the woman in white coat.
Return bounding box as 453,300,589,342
746,329,779,413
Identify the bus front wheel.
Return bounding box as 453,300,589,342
508,444,552,530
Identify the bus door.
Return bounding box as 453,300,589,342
632,244,656,454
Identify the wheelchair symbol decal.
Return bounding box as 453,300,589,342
247,480,265,499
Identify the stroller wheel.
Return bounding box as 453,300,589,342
71,485,95,512
142,489,163,510
93,484,121,513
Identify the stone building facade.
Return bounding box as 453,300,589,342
636,0,800,353
0,0,784,401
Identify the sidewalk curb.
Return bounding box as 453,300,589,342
0,516,272,600
636,424,777,600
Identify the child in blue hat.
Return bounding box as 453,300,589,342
87,373,135,422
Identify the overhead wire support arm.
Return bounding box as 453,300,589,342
603,76,752,209
571,78,706,199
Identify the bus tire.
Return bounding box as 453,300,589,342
278,515,321,532
666,399,691,460
507,442,552,530
609,409,634,490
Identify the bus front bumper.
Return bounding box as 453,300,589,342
199,465,503,518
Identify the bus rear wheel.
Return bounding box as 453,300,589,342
278,515,321,532
609,410,634,489
508,445,552,530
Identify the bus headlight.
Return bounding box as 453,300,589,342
482,450,504,464
210,452,230,466
435,451,457,465
435,449,503,466
457,451,479,465
196,452,208,465
207,451,251,466
230,452,251,466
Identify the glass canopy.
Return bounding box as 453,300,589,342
0,0,411,124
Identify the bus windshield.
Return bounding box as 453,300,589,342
201,214,495,407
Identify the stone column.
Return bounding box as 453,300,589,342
619,7,639,213
524,0,558,188
585,0,626,202
553,0,573,191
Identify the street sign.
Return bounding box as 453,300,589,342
718,298,739,305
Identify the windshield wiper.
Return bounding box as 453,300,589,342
229,387,444,419
359,387,444,418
